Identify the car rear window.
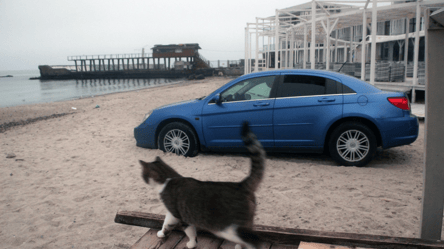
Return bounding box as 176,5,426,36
279,75,337,97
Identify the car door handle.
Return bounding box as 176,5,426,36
253,102,270,107
318,98,335,102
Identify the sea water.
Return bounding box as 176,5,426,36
0,70,184,108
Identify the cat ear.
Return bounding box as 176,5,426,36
139,160,148,167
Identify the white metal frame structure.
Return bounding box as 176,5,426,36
245,0,444,103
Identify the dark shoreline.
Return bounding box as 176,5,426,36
0,112,74,133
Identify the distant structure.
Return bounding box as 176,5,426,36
245,0,444,102
151,44,211,70
38,43,213,80
152,44,200,57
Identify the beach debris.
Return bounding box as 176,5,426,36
15,159,24,161
95,105,100,108
71,107,77,110
187,74,205,80
6,153,16,159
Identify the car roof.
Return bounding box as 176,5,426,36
239,69,381,94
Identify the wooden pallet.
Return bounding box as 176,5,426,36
115,211,444,249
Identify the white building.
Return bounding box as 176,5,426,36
245,0,444,102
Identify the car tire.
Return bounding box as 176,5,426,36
328,122,377,167
158,122,199,157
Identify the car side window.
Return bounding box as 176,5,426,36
220,76,276,103
279,75,337,98
342,84,356,94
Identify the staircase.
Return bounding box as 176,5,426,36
194,53,212,69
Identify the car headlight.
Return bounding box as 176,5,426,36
141,111,152,123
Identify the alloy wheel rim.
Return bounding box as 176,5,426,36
336,130,370,162
163,129,190,155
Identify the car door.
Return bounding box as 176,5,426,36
202,75,278,149
273,73,343,149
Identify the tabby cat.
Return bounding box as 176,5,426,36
140,122,265,249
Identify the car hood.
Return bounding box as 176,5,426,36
154,99,200,111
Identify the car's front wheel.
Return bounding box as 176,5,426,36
328,122,377,167
158,122,199,157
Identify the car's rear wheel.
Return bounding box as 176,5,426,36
158,122,199,157
328,122,377,167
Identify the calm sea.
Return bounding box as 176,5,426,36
0,70,184,108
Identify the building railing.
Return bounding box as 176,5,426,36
67,53,154,61
208,60,243,68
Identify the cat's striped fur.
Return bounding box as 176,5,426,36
140,121,265,249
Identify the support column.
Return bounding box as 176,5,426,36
388,41,395,61
267,36,271,70
284,32,288,68
404,18,410,79
420,7,444,240
361,10,367,81
290,29,294,69
350,27,354,62
245,27,249,74
335,29,338,62
370,0,378,85
255,18,259,72
316,44,319,63
275,10,279,70
326,19,331,71
412,1,421,103
249,32,252,72
311,0,316,69
304,23,307,69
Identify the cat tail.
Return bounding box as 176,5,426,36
241,121,265,193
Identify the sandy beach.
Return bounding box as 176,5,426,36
0,77,439,249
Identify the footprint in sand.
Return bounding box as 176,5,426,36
73,195,91,202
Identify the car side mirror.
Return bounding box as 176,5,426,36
212,94,221,104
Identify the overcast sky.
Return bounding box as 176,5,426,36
0,0,307,71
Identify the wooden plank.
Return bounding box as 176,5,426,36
115,211,444,249
175,232,223,249
270,244,299,249
131,229,163,249
158,231,185,249
297,241,373,249
115,211,164,230
131,229,184,249
219,240,272,249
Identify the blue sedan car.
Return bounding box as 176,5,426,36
134,70,418,167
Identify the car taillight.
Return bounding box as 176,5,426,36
387,97,410,110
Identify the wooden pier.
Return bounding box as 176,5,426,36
115,211,444,249
38,44,215,80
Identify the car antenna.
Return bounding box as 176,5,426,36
337,61,347,72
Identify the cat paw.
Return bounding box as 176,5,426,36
235,244,242,249
186,240,197,248
157,230,166,238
